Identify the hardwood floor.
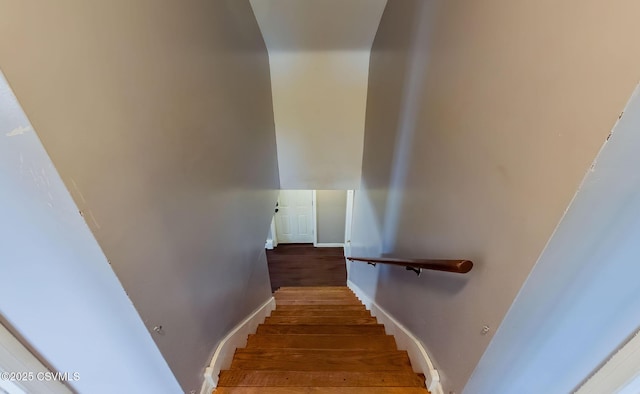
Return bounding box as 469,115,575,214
266,244,346,292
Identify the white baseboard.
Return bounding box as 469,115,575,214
200,296,276,394
347,280,444,394
314,243,344,248
265,239,274,250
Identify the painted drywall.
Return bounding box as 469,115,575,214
0,73,181,393
465,85,640,393
0,1,279,392
348,0,640,392
316,190,347,244
251,0,387,189
249,0,389,51
268,51,370,189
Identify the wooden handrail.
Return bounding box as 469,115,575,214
347,256,473,275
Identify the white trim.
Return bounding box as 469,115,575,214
576,329,640,394
344,190,354,274
265,216,277,250
312,190,318,247
0,323,71,394
347,280,444,394
314,243,345,248
344,190,354,256
270,216,278,248
200,296,276,394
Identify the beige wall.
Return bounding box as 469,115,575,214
269,51,369,189
0,1,279,392
316,190,347,244
466,83,640,393
349,0,640,392
249,0,388,51
0,73,181,394
250,0,387,189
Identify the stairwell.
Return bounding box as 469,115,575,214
214,286,430,393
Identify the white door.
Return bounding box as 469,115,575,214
275,190,314,243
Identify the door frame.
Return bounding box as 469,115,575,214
312,190,319,246
270,216,278,248
265,215,278,250
344,189,354,256
0,322,71,394
576,329,640,394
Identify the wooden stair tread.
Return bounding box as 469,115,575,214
265,316,378,325
274,298,360,303
276,288,353,290
214,387,429,393
274,291,355,296
274,295,359,300
230,349,412,371
275,299,363,305
218,370,425,387
246,334,396,350
274,299,361,304
274,305,366,311
274,289,356,296
256,324,386,335
218,287,428,393
270,310,371,317
275,287,351,291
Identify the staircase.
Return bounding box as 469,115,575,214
214,286,430,393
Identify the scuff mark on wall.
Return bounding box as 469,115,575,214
5,125,31,137
41,168,50,187
69,178,87,204
88,211,101,230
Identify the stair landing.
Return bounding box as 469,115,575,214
215,286,429,393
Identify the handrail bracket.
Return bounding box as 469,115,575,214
405,266,422,276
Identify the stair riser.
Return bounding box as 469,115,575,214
256,325,387,335
265,317,378,325
246,335,396,350
231,350,413,372
270,310,372,317
276,288,353,290
275,296,359,299
274,305,366,312
276,299,362,306
218,371,425,387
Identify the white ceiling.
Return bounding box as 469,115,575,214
249,0,388,51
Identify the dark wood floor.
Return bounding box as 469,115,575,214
266,244,347,292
